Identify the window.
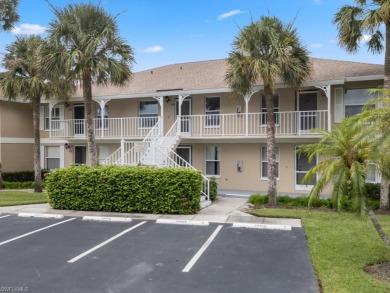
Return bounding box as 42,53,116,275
366,163,381,183
205,97,220,127
261,94,279,125
261,146,279,178
96,105,109,129
44,106,60,130
205,146,220,176
296,148,317,189
344,88,374,117
45,146,60,170
139,101,158,128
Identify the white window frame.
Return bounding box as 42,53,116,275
344,88,374,118
205,146,221,177
44,106,61,130
139,100,158,128
45,146,60,170
295,146,317,191
260,146,280,180
366,163,382,183
261,93,279,126
205,97,220,128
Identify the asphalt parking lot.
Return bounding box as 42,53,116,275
0,214,318,293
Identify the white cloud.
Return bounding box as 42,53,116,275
144,45,164,53
311,43,322,49
11,23,47,35
314,0,323,4
360,34,371,43
218,10,245,21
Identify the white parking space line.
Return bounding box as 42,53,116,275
0,218,76,246
182,225,223,273
67,221,147,263
0,215,11,220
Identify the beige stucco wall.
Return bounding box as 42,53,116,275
1,101,33,138
1,143,33,172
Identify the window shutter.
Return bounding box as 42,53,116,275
59,145,64,168
39,106,45,130
334,88,344,123
40,146,45,169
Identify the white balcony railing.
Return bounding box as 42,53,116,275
50,111,328,139
180,110,328,137
50,117,161,139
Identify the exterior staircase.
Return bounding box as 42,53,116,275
102,117,211,207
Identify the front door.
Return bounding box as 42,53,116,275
298,92,317,133
176,98,191,135
176,146,191,167
74,146,87,165
73,105,85,136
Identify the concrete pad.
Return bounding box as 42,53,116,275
191,214,229,223
263,217,302,228
227,215,265,224
158,214,195,220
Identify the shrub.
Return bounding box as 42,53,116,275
209,177,218,201
248,194,268,205
2,170,49,182
3,181,34,189
46,165,203,214
365,183,381,200
248,193,380,212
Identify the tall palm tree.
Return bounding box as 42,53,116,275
0,0,19,31
225,16,311,206
45,3,135,166
334,0,390,210
0,36,73,192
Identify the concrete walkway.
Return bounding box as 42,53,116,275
0,196,301,227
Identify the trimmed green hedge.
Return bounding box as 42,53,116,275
249,194,380,211
46,165,202,214
3,181,34,189
1,170,49,182
209,177,218,201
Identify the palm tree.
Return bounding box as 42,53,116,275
225,16,311,206
334,0,390,210
0,36,73,192
45,3,135,166
298,117,390,247
298,118,370,214
0,0,19,31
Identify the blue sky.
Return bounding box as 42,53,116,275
0,0,384,72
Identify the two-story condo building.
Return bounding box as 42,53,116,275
0,58,384,198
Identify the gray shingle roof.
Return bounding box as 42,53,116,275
76,58,384,97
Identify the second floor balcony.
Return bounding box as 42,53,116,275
50,110,328,139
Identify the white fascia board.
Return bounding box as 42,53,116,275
345,74,384,82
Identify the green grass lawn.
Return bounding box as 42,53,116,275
0,190,48,206
251,208,390,293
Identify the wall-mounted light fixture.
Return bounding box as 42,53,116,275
165,96,170,103
64,143,71,150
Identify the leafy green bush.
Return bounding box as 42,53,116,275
46,165,203,214
248,193,380,212
2,170,49,182
248,194,268,205
3,181,34,189
209,177,218,201
365,183,381,200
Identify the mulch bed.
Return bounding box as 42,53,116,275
364,263,390,283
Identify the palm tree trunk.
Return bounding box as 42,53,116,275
368,209,390,248
32,97,42,192
379,24,390,211
82,72,97,166
264,85,277,206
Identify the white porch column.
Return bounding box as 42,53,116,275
120,138,125,165
315,85,331,131
154,96,164,136
178,94,190,135
94,99,110,138
243,91,257,136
